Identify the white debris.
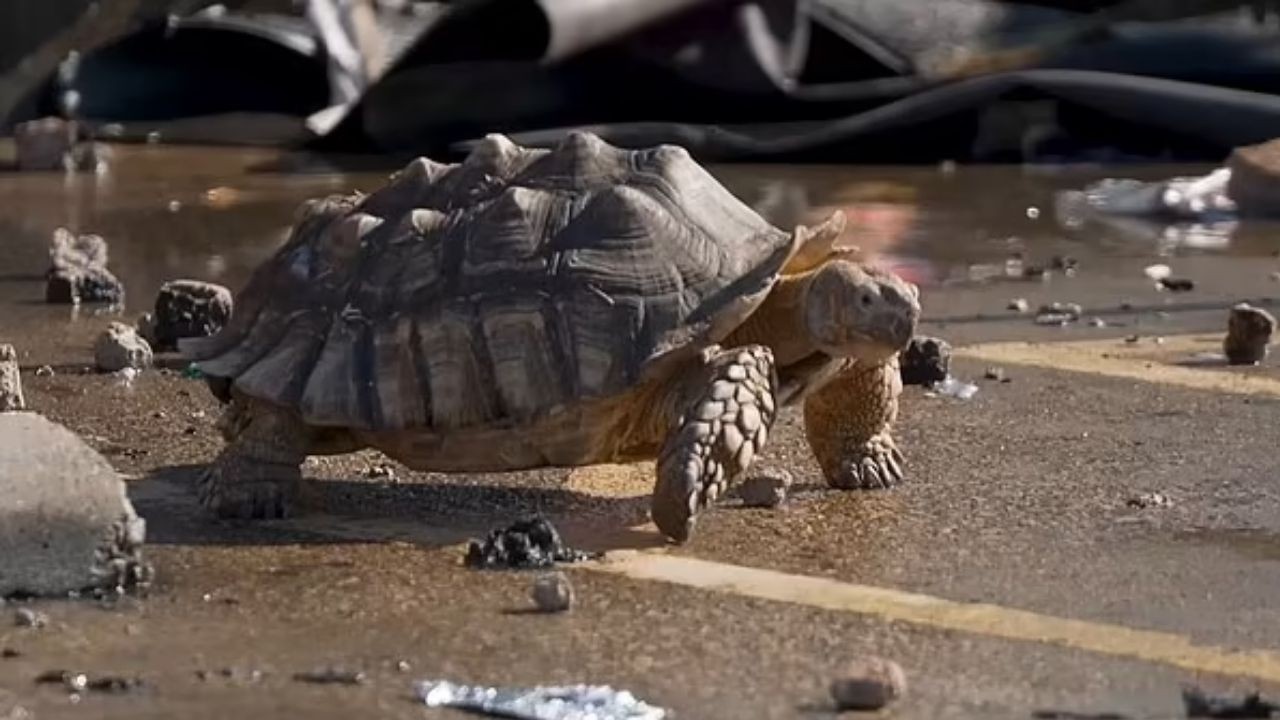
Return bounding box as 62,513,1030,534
930,376,978,400
416,680,667,720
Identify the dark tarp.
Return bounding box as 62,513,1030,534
8,0,1280,162
318,0,1280,163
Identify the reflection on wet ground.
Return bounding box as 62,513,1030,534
5,144,1280,329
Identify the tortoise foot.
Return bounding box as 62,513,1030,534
827,432,904,490
652,345,778,543
198,455,299,520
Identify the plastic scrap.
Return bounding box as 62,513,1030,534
1056,169,1236,223
415,680,668,720
930,376,978,400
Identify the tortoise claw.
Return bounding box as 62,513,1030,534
198,458,298,520
828,433,905,490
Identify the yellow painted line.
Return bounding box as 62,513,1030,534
956,335,1280,398
585,552,1280,683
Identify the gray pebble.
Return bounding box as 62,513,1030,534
531,572,574,613
94,322,152,372
738,470,793,508
14,608,47,628
1224,302,1276,366
0,345,24,412
830,656,907,711
1007,298,1029,313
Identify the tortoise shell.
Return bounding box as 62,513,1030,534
183,132,798,432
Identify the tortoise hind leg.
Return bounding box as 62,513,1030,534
651,345,779,543
198,399,307,519
803,357,904,490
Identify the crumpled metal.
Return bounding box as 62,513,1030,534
414,679,668,720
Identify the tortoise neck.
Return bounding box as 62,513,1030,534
722,272,817,366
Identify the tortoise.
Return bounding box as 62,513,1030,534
182,132,920,542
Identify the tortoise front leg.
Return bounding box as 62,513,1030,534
651,345,779,543
803,356,905,490
198,399,307,519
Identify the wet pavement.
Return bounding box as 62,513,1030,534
4,143,1280,719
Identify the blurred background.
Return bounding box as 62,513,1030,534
4,0,1280,313
3,0,1280,164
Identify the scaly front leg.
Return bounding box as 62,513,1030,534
198,399,308,519
650,345,779,543
803,356,904,490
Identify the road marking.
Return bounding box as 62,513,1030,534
956,334,1280,398
585,552,1280,682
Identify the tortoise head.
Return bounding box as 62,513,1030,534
802,258,920,364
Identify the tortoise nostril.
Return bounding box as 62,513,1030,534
860,293,873,307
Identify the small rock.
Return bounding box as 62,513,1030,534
45,228,123,305
1159,277,1195,292
1271,271,1280,282
2,647,20,658
0,345,25,411
531,572,575,613
738,469,793,508
982,366,1005,381
830,656,907,711
0,414,150,597
167,200,182,213
1226,137,1280,217
1124,335,1140,344
365,464,396,481
1224,302,1277,365
1088,317,1107,328
1154,336,1166,345
395,660,411,673
94,323,153,372
151,280,233,351
14,117,75,171
13,608,47,628
34,365,54,377
1126,492,1172,509
135,312,157,345
899,336,952,386
1007,298,1029,313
